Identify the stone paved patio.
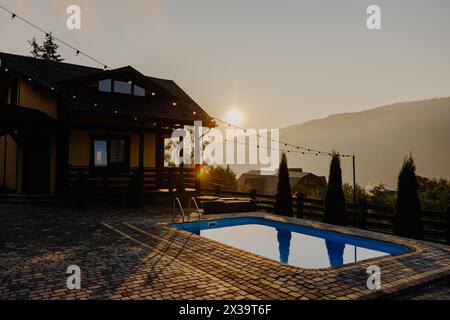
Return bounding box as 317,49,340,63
1,204,450,300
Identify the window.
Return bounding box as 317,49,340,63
114,81,132,94
98,79,147,96
91,136,130,171
134,85,146,97
93,140,108,167
110,138,127,167
99,79,112,92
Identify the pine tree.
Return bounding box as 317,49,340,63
394,155,423,239
274,153,293,217
324,151,346,226
28,33,64,62
29,37,42,59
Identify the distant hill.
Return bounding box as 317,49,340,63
280,98,450,188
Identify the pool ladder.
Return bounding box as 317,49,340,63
173,197,202,224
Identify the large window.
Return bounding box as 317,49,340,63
99,79,112,93
97,79,147,96
91,136,130,171
114,81,132,94
133,85,146,97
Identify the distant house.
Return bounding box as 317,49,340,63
238,168,327,196
0,52,214,196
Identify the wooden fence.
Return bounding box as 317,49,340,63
68,166,197,201
200,188,450,245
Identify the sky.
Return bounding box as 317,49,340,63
1,0,450,129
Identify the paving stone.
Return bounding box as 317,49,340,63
1,204,450,300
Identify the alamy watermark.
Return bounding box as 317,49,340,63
170,121,280,174
366,265,381,290
66,5,81,30
66,265,81,290
367,5,382,30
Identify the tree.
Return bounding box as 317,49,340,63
274,153,293,217
29,37,41,59
394,155,423,239
343,182,369,204
324,152,346,226
417,176,450,211
369,183,396,207
28,33,64,62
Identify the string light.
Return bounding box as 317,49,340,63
0,4,353,160
0,4,110,69
212,117,354,158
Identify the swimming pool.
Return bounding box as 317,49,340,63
172,217,408,269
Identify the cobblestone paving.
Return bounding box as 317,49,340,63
1,204,450,300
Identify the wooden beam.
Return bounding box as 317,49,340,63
138,121,144,177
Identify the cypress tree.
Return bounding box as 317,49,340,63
324,151,346,226
274,153,293,217
394,155,423,239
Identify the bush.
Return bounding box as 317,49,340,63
394,155,423,239
274,153,293,217
324,152,346,226
127,172,144,208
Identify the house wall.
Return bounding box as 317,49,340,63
69,129,157,168
0,135,18,191
18,80,58,119
49,133,56,194
0,78,58,194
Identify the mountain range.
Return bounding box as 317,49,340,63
279,97,450,188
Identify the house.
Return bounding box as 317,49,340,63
238,168,327,196
0,52,214,198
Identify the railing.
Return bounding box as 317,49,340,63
173,197,186,225
189,197,202,222
200,188,450,245
67,166,197,200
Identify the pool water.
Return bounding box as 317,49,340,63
172,217,408,269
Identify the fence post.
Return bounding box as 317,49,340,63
358,198,368,230
194,164,201,196
214,185,221,197
250,188,257,201
447,207,450,244
168,170,174,195
296,192,304,219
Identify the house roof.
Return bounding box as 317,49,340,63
237,169,327,194
0,52,215,126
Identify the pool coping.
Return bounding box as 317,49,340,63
167,211,450,299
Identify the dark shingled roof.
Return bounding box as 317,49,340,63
0,51,215,126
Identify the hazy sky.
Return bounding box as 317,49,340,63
1,0,450,129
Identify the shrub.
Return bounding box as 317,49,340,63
324,152,346,226
394,155,423,239
274,153,293,217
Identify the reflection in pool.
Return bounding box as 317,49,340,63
172,217,408,269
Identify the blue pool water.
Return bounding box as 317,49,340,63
172,217,408,269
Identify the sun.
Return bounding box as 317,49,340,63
226,110,242,126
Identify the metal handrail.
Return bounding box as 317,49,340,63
174,197,186,225
190,197,202,222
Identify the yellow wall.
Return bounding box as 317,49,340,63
69,129,91,167
144,133,156,167
0,135,18,191
69,129,157,168
19,80,58,119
